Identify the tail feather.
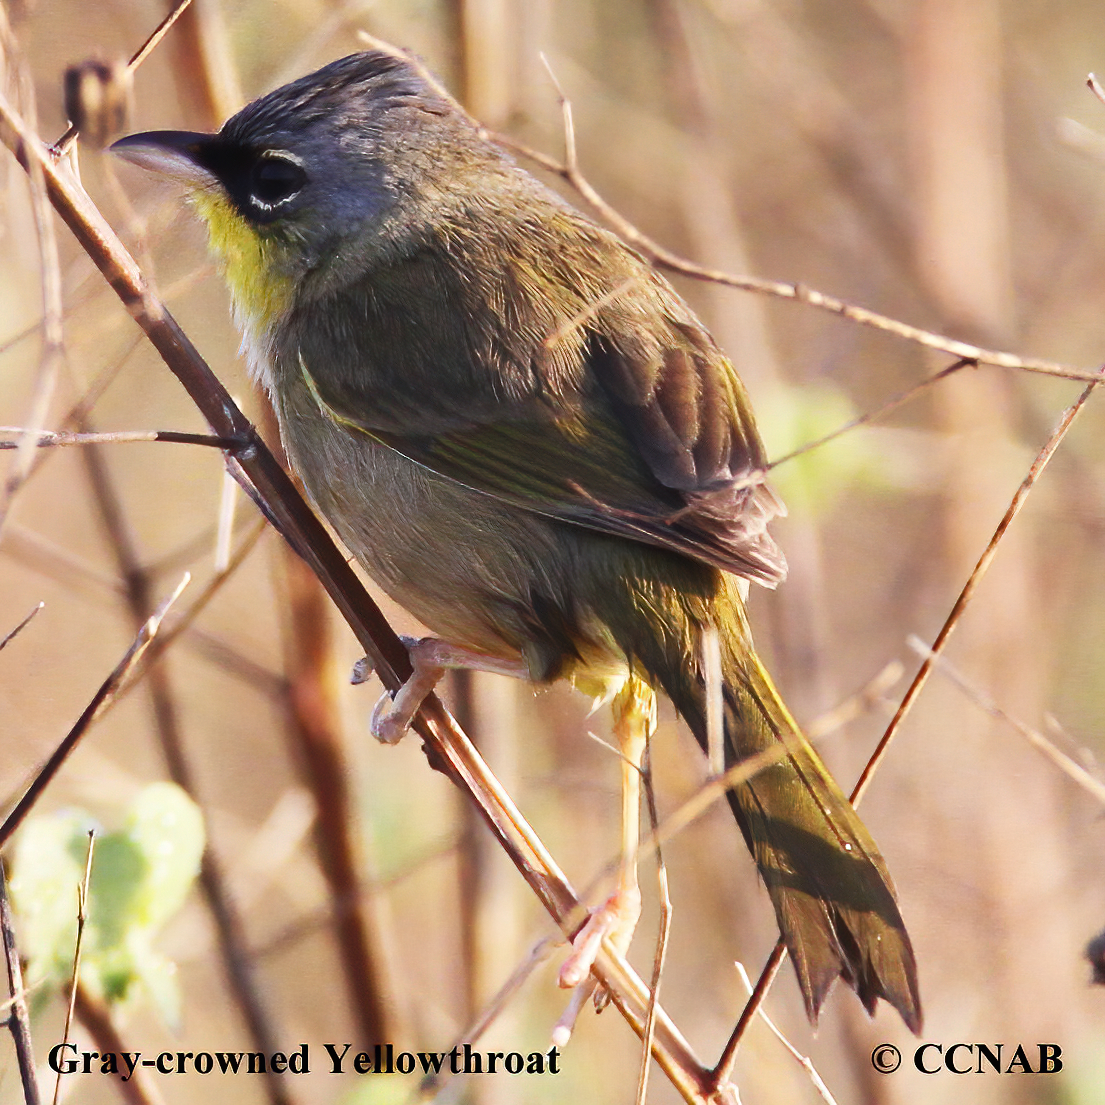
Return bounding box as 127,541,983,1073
667,644,921,1030
594,565,921,1030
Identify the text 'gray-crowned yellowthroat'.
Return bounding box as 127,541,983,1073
112,49,921,1032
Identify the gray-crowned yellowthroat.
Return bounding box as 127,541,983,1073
112,49,920,1031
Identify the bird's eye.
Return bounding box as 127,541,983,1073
249,155,307,210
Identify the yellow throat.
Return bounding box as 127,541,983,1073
189,190,295,330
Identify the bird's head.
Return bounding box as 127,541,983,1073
111,51,468,327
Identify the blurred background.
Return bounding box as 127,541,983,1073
2,0,1105,1102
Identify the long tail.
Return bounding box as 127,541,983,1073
698,651,921,1029
603,573,922,1030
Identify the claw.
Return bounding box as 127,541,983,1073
358,637,529,745
370,687,411,745
557,886,642,989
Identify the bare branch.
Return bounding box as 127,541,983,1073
0,861,40,1105
0,45,65,539
53,0,196,154
733,962,839,1105
419,937,559,1100
489,140,1095,384
853,368,1102,806
0,575,189,850
53,832,95,1105
0,428,239,449
0,602,44,652
636,738,673,1105
907,636,1105,807
767,359,975,470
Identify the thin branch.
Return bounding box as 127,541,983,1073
711,944,786,1089
767,359,975,470
491,121,1095,385
0,860,40,1105
710,366,1105,1090
119,515,268,693
0,575,189,851
853,369,1102,805
733,962,839,1105
417,937,559,1100
0,428,240,449
0,602,44,652
53,832,95,1105
0,52,65,538
636,738,672,1105
907,636,1105,807
126,0,196,73
53,0,195,153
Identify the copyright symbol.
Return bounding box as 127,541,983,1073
871,1044,901,1073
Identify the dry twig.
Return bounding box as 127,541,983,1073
492,113,1095,384
0,575,189,851
0,859,40,1105
53,0,195,154
908,636,1105,807
733,962,838,1105
0,602,43,652
53,831,95,1105
0,427,238,449
636,739,672,1105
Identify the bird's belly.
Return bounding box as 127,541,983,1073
282,410,566,666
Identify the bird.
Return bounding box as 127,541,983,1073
112,47,921,1032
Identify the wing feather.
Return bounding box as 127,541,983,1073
284,207,788,585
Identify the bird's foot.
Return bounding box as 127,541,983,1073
361,637,527,744
557,884,642,990
368,637,448,744
551,979,596,1047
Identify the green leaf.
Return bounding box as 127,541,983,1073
124,781,205,930
9,810,98,988
9,782,204,1027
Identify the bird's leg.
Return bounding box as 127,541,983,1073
358,636,527,745
558,676,655,992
